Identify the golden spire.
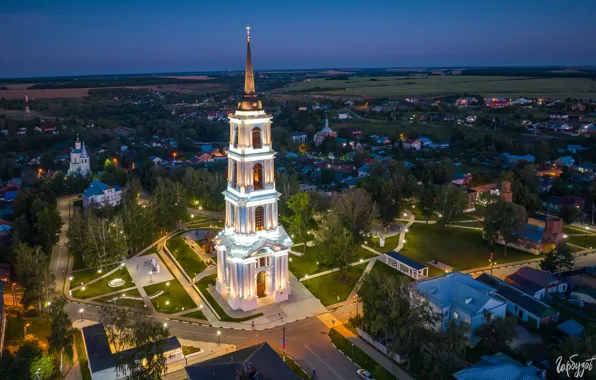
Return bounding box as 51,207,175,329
244,25,255,95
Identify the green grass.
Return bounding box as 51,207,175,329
565,235,596,249
396,224,535,271
166,234,207,277
302,263,366,306
71,266,133,299
144,279,197,314
96,288,147,309
328,328,397,380
183,346,202,355
368,235,401,252
368,260,413,283
180,309,207,320
289,244,375,278
74,329,93,380
279,75,596,100
4,313,52,347
449,221,484,229
278,353,310,380
197,275,263,322
69,264,118,288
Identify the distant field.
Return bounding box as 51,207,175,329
160,75,211,80
277,76,596,99
0,83,228,99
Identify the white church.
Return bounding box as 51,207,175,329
68,136,91,176
214,27,293,312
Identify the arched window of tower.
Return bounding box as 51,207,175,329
255,206,265,231
252,127,262,149
253,163,263,190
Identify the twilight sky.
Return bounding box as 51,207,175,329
2,0,595,78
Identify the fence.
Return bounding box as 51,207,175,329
356,328,407,364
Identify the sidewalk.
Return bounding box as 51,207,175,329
334,324,414,380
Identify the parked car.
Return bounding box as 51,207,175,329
357,369,375,380
568,298,585,308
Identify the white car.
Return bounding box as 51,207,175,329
357,369,375,380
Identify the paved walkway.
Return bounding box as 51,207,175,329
63,340,83,380
333,323,414,380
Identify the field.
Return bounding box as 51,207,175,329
277,76,596,99
0,83,228,99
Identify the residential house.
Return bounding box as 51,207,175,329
298,106,307,111
505,267,568,300
184,343,299,380
358,163,372,177
455,97,477,108
571,103,586,112
338,110,350,120
451,170,472,186
403,139,422,151
443,114,455,122
501,153,536,164
82,323,184,380
195,153,213,163
579,123,596,135
344,100,354,107
537,177,553,194
340,127,362,139
371,105,383,112
554,156,575,168
465,115,477,124
509,98,532,106
576,162,596,178
485,97,509,108
567,144,587,153
150,156,163,166
0,220,11,245
419,137,434,147
453,352,544,380
291,132,308,144
414,271,507,346
476,273,558,328
543,195,585,213
83,180,123,209
550,111,569,121
313,119,337,146
299,183,317,192
326,160,354,174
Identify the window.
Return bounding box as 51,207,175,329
453,312,459,320
259,257,266,267
231,161,237,187
253,163,263,190
255,206,264,231
514,306,518,311
233,127,238,148
252,127,262,149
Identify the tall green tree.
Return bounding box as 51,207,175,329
559,205,582,225
67,211,86,265
152,177,187,232
435,184,469,228
317,215,356,280
283,192,315,248
484,199,527,257
49,297,75,375
332,188,378,241
84,214,126,269
474,309,518,355
540,243,575,273
30,354,55,380
419,184,438,224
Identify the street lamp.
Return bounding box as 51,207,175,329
165,300,170,311
79,308,84,321
82,286,86,298
163,323,168,328
217,330,221,345
24,323,30,338
166,282,170,293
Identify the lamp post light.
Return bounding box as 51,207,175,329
81,286,86,298
217,330,221,345
165,300,170,311
166,282,170,293
163,323,168,328
79,308,84,321
24,323,30,338
149,271,153,283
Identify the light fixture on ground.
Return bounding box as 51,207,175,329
79,308,84,321
217,330,221,345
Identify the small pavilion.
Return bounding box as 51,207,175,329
383,251,428,280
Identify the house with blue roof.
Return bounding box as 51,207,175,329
554,155,575,168
576,162,596,178
501,153,535,164
358,163,372,178
453,352,544,380
414,271,507,346
83,180,123,209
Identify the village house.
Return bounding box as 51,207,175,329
453,353,545,380
194,152,213,163
505,267,568,300
455,97,477,108
313,119,337,146
550,111,569,121
83,180,123,209
485,97,509,108
403,138,422,151
579,122,596,135
476,273,559,328
414,272,507,346
553,156,575,168
358,163,372,178
340,127,362,139
291,131,308,144
338,110,351,120
501,153,536,164
543,195,585,213
576,162,596,178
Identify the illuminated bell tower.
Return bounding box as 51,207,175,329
214,27,293,312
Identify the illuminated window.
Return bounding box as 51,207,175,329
231,161,237,187
252,127,262,149
253,163,263,190
233,127,238,148
255,206,264,231
453,312,459,320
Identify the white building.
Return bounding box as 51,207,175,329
214,27,293,312
68,136,91,176
83,180,123,209
414,271,507,346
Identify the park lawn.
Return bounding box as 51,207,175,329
166,234,207,277
70,264,118,288
97,289,147,309
71,266,133,299
74,330,93,380
144,279,197,314
197,275,263,322
328,329,397,380
368,260,413,283
5,313,52,347
180,309,207,320
449,221,484,229
289,244,375,278
566,235,596,249
369,234,401,252
399,224,535,271
302,263,366,306
409,204,437,222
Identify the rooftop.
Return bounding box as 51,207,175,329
453,352,543,380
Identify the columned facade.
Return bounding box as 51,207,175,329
215,27,293,312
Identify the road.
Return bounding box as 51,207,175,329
52,195,361,380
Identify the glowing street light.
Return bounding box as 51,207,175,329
217,330,221,345
79,308,84,321
24,323,30,338
163,323,168,328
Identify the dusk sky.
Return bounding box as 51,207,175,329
2,0,595,78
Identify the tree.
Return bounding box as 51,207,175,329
8,335,43,380
540,243,575,273
283,192,314,248
84,214,126,269
483,199,527,257
49,297,75,375
151,177,187,232
121,196,156,255
474,309,518,355
419,184,437,224
435,184,469,228
67,211,86,265
332,188,378,241
30,354,55,380
559,205,582,225
316,215,356,280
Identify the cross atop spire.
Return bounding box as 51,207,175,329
244,26,255,96
246,25,251,41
